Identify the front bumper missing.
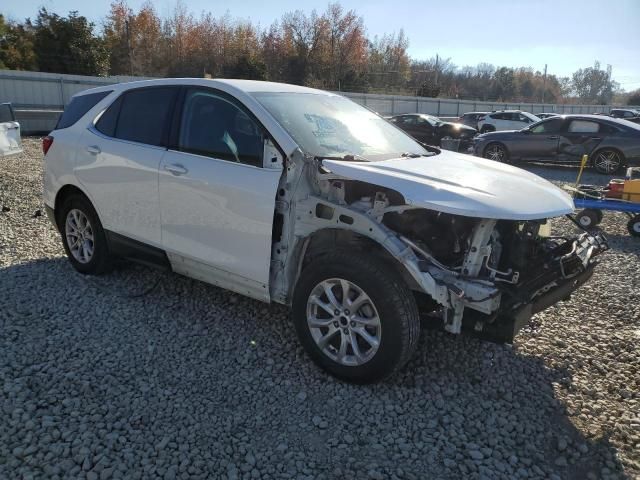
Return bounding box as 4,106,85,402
462,232,608,343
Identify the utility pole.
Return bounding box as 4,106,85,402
434,54,439,88
541,64,547,104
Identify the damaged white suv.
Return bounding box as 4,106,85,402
43,79,606,383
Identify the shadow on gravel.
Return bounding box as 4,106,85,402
0,257,630,479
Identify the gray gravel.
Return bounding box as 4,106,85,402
1,138,639,479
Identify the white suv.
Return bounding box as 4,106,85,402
477,110,541,133
43,79,605,383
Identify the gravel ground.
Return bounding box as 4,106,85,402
1,138,638,480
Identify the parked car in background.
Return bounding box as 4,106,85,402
458,111,489,130
388,113,477,150
477,110,541,133
536,113,559,119
0,102,23,157
43,79,606,383
473,114,640,174
610,108,640,124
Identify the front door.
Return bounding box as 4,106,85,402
159,87,282,298
519,117,563,160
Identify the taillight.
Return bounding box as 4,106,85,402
42,135,54,155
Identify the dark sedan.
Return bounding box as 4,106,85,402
473,115,640,174
388,114,477,150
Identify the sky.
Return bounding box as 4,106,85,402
3,0,640,89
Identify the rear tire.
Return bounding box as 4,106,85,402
593,149,624,174
57,194,112,275
292,251,420,383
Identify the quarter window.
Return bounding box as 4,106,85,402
56,91,112,129
178,89,264,167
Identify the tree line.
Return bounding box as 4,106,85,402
1,2,637,105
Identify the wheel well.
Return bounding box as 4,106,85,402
53,185,89,226
300,229,421,291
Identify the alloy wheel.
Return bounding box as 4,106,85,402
65,209,95,264
306,278,381,366
485,144,506,162
594,150,621,174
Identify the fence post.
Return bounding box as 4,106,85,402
416,97,419,113
391,97,395,115
437,100,441,116
456,102,460,116
59,77,65,107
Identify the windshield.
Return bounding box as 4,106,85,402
254,92,429,160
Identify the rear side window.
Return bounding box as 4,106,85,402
568,120,599,133
56,91,111,129
96,87,178,146
0,103,15,123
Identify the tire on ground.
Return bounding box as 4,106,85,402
57,194,112,275
292,250,420,383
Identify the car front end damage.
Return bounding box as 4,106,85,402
271,150,608,344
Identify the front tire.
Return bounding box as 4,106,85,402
292,251,420,383
593,149,624,174
57,194,112,274
483,142,509,163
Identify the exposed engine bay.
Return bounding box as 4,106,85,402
274,161,608,343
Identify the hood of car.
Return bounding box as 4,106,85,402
439,121,477,134
322,151,574,220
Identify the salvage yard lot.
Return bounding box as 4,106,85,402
1,138,638,479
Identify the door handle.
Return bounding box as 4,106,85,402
546,136,559,140
7,125,19,130
86,145,101,155
590,137,602,141
164,163,188,176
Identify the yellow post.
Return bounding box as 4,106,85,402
573,154,589,196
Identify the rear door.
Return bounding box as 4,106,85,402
75,86,179,246
0,103,22,157
557,119,604,162
159,87,282,299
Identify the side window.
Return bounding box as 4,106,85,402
490,113,502,120
530,118,563,134
568,120,600,133
0,103,15,123
178,89,264,167
400,116,416,125
56,91,112,129
114,87,178,146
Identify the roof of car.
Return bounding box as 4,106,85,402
73,78,335,98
